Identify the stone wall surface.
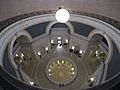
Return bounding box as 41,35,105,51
0,0,120,21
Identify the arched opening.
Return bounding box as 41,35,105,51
45,21,74,35
13,35,37,79
13,35,31,67
84,34,109,74
49,23,70,34
49,23,71,50
13,35,31,51
16,35,30,43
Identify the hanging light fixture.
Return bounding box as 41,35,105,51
55,0,70,23
55,9,70,23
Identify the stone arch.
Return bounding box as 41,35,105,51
87,30,113,82
8,30,32,69
45,21,74,35
88,29,113,64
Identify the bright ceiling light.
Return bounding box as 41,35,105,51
90,77,95,81
45,47,48,51
58,37,62,39
71,68,74,71
57,60,60,64
48,69,51,72
79,50,83,54
72,72,75,75
16,54,18,57
72,46,75,50
21,53,24,57
30,81,34,85
51,40,54,44
62,60,64,64
37,52,41,56
65,39,68,43
55,9,70,23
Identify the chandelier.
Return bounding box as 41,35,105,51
55,0,70,23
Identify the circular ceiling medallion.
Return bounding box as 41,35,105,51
46,57,77,85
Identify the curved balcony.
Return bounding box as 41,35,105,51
0,10,120,90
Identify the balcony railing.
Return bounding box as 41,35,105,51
0,10,120,90
0,10,120,32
